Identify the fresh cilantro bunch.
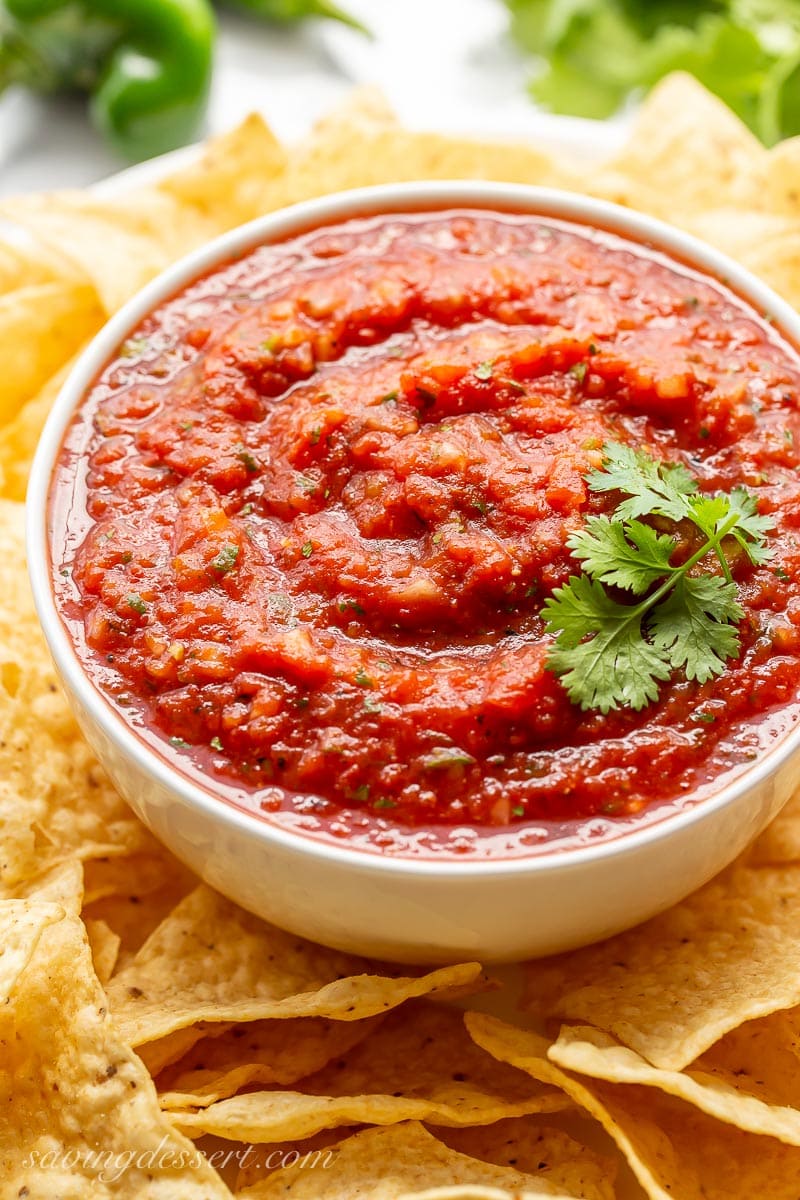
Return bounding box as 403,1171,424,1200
504,0,800,144
542,443,773,714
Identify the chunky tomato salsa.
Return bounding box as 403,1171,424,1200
50,209,800,856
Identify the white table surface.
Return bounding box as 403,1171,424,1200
0,0,622,198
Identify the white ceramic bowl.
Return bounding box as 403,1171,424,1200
27,182,800,963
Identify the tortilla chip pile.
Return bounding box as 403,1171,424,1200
5,72,800,1198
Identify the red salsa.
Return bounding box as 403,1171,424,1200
50,210,800,856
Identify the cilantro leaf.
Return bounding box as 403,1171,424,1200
684,493,731,538
545,442,773,712
587,443,695,522
726,486,775,563
543,575,671,713
650,575,743,683
567,516,677,594
688,489,773,566
504,0,800,144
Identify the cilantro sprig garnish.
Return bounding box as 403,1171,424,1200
542,443,773,714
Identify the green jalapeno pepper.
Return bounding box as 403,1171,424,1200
0,0,215,160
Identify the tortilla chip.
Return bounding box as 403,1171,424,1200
258,90,566,215
550,1023,800,1145
0,901,231,1197
0,190,215,314
683,208,800,310
280,127,563,203
396,1193,581,1200
18,858,84,912
106,885,484,1047
467,1014,800,1200
158,1015,384,1106
82,850,197,907
727,231,800,313
681,208,797,264
749,136,800,215
0,500,154,894
166,1002,567,1140
0,900,63,1000
524,863,800,1070
138,1023,236,1077
304,85,399,140
0,357,75,501
0,280,103,425
85,917,121,985
82,883,196,984
81,844,198,977
439,1119,616,1200
596,73,764,218
236,1121,591,1199
749,789,800,865
234,1130,345,1191
158,113,288,228
704,1008,800,1085
0,223,87,293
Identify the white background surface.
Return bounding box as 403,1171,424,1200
0,0,622,197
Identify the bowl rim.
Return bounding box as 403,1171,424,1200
26,178,800,880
